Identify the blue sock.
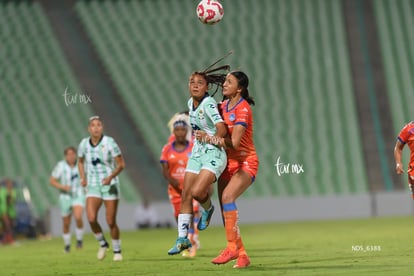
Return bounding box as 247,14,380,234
223,202,237,212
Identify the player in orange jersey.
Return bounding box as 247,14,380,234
394,121,414,199
196,71,258,268
167,111,192,144
160,118,200,256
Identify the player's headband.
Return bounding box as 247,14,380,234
173,120,188,128
89,115,101,122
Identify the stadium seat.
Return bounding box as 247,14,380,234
75,0,369,198
0,1,141,216
374,0,414,134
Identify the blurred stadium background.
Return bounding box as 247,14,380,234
1,0,414,235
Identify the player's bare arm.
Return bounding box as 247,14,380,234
196,124,244,149
195,122,227,145
78,157,87,187
161,163,182,193
49,176,71,192
394,140,405,174
102,155,125,185
223,124,246,150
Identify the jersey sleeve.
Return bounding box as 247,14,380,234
398,124,411,144
77,139,86,158
204,97,224,125
160,144,170,163
51,162,62,179
109,137,122,156
217,101,224,117
234,103,250,128
187,98,193,111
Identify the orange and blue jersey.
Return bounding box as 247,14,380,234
220,98,259,181
398,121,414,168
221,98,257,160
160,141,193,197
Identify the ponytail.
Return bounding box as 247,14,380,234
230,71,255,106
241,87,255,106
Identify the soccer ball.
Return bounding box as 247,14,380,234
196,0,224,25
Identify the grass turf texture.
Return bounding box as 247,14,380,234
1,216,413,275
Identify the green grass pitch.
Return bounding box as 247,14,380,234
1,216,414,275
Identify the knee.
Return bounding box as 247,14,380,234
87,213,98,224
221,191,235,204
106,217,117,229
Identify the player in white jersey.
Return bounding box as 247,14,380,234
78,116,125,261
50,146,85,253
168,65,229,255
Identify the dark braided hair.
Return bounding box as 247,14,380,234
192,65,230,97
229,71,255,105
191,51,233,97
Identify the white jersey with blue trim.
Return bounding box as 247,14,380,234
51,160,83,198
188,95,224,156
78,135,122,187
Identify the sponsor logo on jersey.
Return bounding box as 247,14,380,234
91,158,102,166
71,173,79,181
176,167,186,174
191,123,201,130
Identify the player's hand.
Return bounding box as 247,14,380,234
80,178,87,187
102,176,112,185
62,185,71,192
195,130,207,142
396,163,404,174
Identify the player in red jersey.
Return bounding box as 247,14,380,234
196,71,258,268
160,118,200,256
394,121,414,199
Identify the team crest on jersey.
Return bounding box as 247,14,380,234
229,113,236,122
198,110,205,120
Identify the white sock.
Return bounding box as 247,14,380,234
112,239,121,253
178,213,192,238
200,199,212,211
94,232,107,247
63,233,71,246
75,228,84,241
